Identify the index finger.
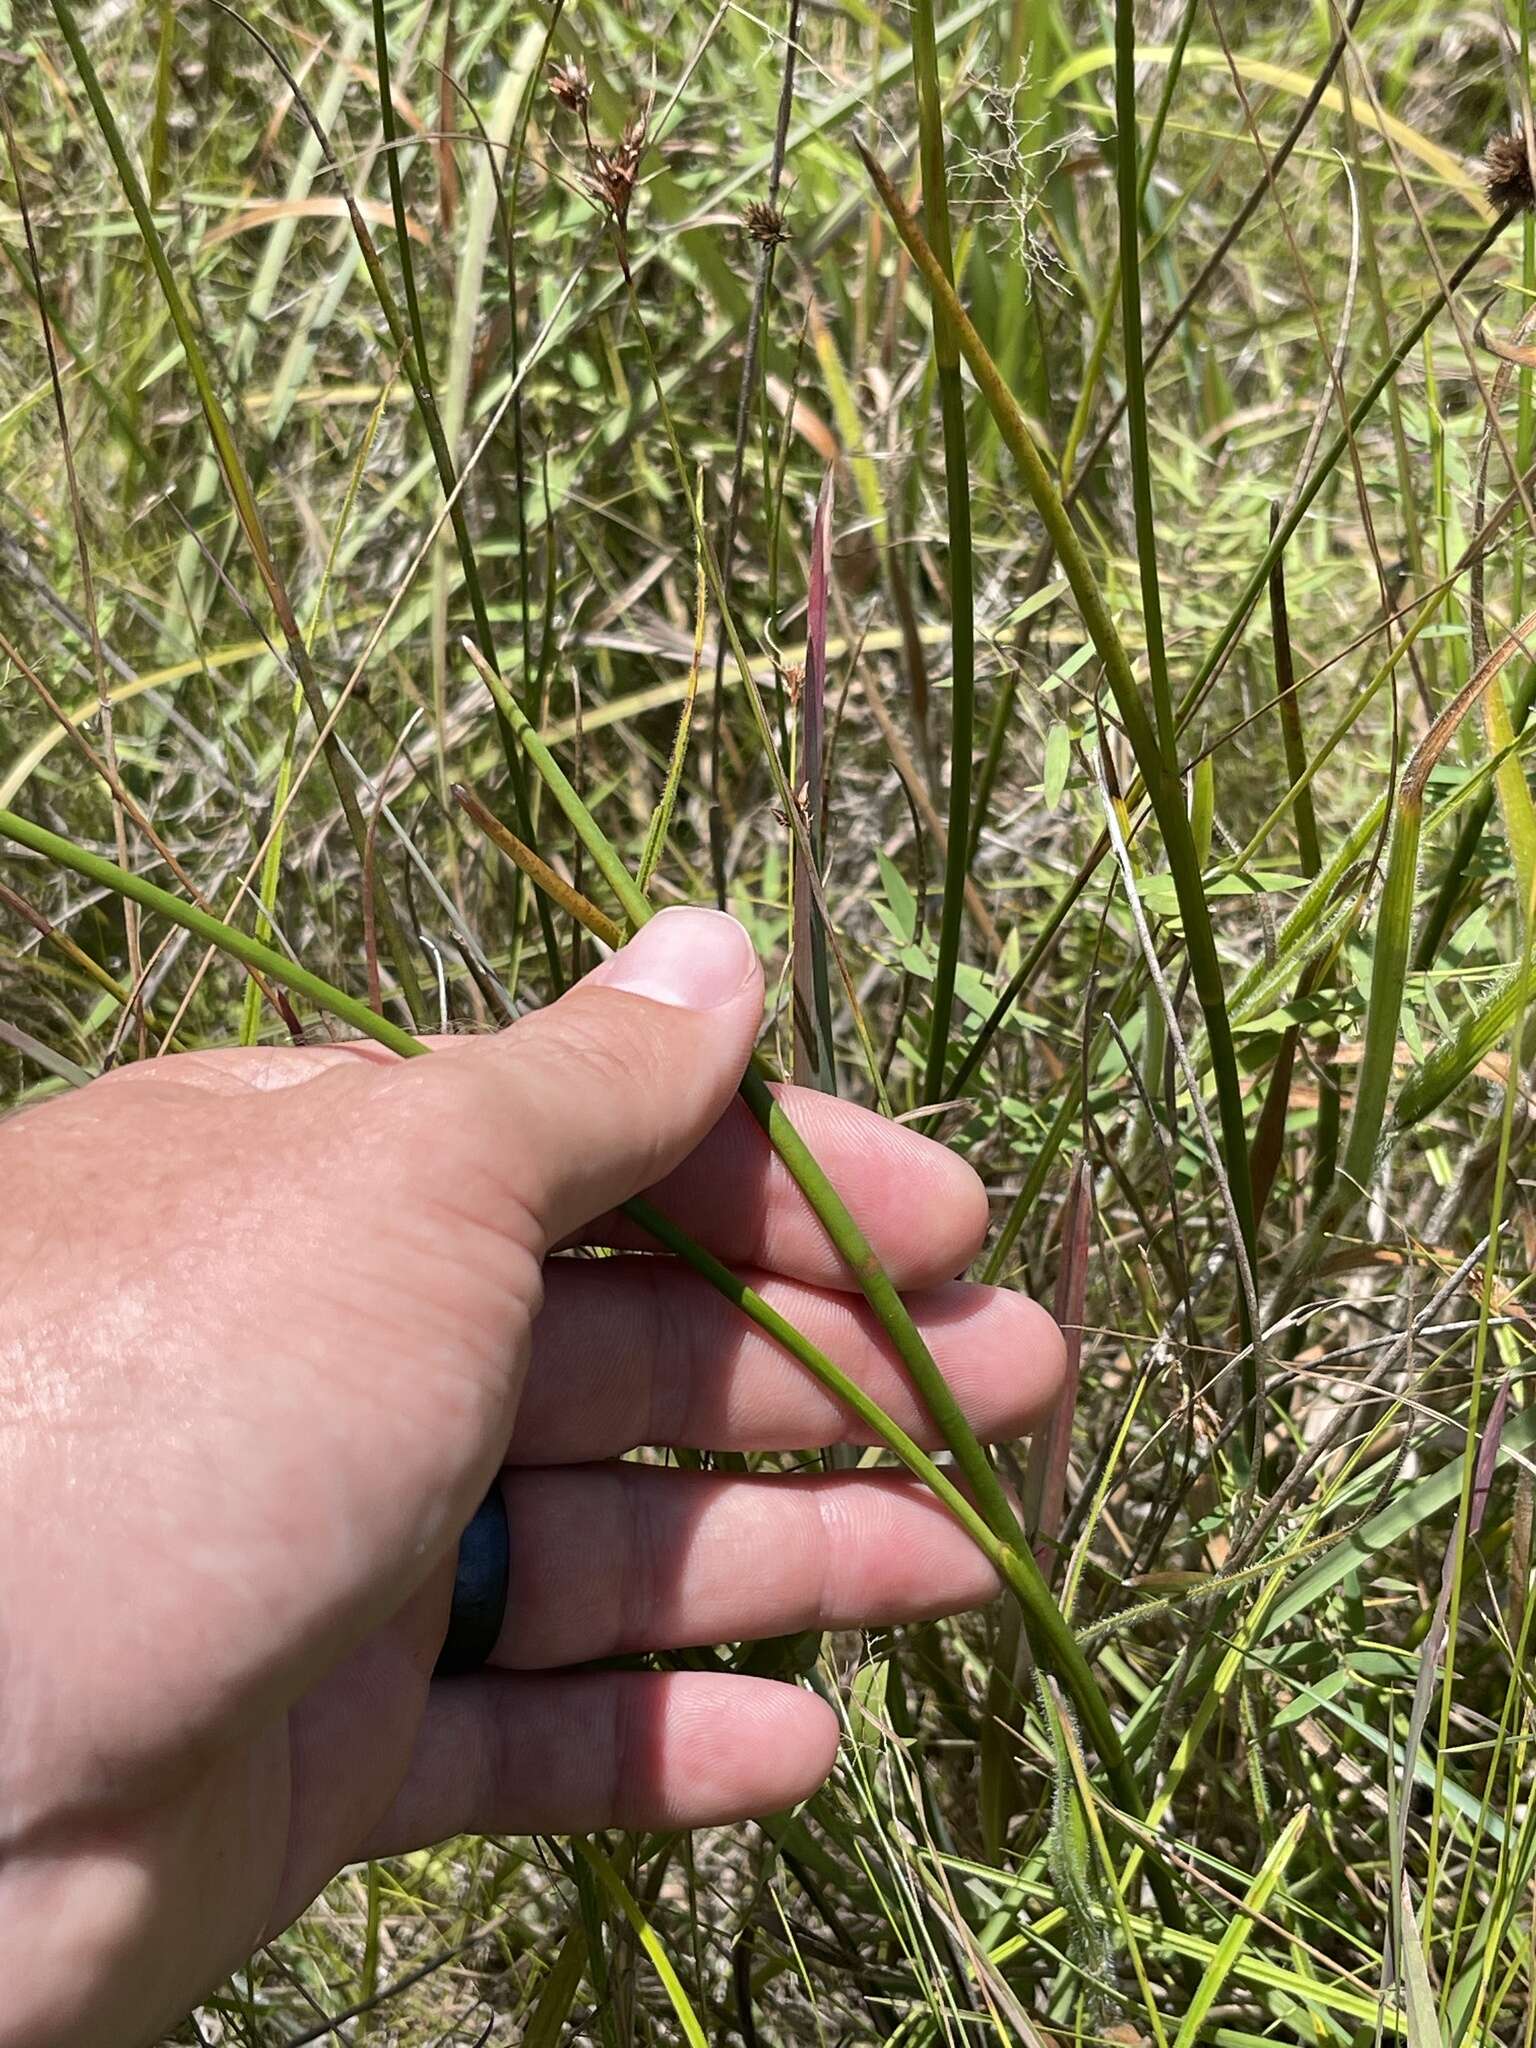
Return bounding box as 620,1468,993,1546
568,1083,989,1290
136,1046,991,1288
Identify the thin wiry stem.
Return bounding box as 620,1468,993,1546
861,140,1257,1393
457,642,1186,1870
1113,0,1175,769
214,0,562,976
708,0,802,905
911,0,975,1108
1097,757,1262,1442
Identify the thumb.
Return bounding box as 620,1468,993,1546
447,905,764,1247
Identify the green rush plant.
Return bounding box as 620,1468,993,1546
46,0,430,1030
16,3,1536,2032
910,0,977,1109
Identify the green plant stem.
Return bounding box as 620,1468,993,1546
472,643,1015,1514
1337,794,1421,1206
1270,606,1536,1314
1414,658,1536,968
371,0,433,437
707,0,802,904
241,379,394,1046
456,645,1189,1912
952,205,1519,1092
219,0,561,980
1066,0,1367,509
1114,0,1175,768
0,809,422,1057
911,0,976,1107
859,141,1257,1371
1184,210,1514,716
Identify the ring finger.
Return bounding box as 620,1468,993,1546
490,1463,1003,1670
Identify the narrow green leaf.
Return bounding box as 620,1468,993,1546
571,1839,708,2048
1171,1808,1309,2048
1043,721,1072,810
858,139,1257,1388
911,0,977,1107
1399,1881,1447,2048
523,1927,588,2048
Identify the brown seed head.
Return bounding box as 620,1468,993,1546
743,199,789,249
589,116,646,230
589,152,634,227
548,57,590,115
1485,132,1536,213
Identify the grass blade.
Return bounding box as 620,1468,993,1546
791,469,835,1090
1339,608,1536,1215
571,1839,708,2048
48,0,427,1026
213,0,562,979
0,781,1180,1920
638,475,710,896
454,784,624,951
458,639,1183,1906
1170,1807,1310,2048
1113,0,1175,770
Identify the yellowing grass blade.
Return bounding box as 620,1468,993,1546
571,1838,708,2048
1171,1807,1310,2048
1045,45,1492,218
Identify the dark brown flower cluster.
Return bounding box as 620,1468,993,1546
743,199,789,249
547,57,590,117
1485,132,1536,214
546,58,647,243
588,117,646,233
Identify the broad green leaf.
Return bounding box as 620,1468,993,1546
876,848,918,946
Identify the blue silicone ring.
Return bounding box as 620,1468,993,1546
434,1483,509,1677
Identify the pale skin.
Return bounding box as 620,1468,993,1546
0,907,1064,2047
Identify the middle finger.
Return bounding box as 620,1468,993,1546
513,1258,1064,1463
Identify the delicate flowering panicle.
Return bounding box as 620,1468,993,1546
1484,131,1536,214
743,198,788,249
547,57,590,117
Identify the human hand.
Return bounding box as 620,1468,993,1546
0,907,1063,2047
